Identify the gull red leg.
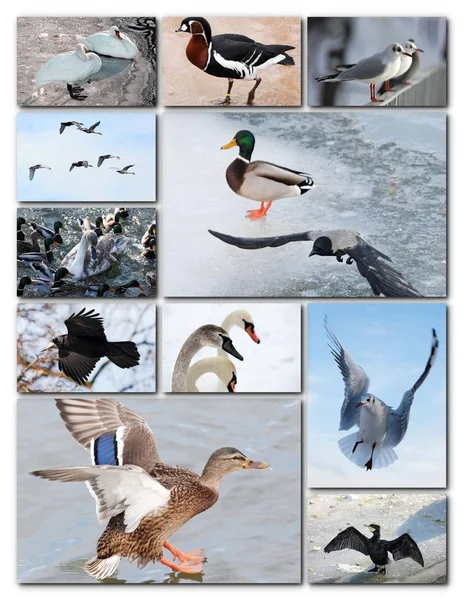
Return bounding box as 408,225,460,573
370,84,382,103
384,80,397,93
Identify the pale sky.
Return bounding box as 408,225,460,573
17,111,156,202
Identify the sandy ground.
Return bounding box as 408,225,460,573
162,17,301,106
17,17,156,107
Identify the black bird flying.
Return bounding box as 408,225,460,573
324,524,424,574
41,308,140,385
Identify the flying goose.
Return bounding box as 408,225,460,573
29,164,52,181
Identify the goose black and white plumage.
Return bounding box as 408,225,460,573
29,164,52,181
221,130,314,220
208,228,422,297
324,524,424,574
175,17,295,105
70,161,93,172
78,121,102,135
59,121,84,134
97,155,120,168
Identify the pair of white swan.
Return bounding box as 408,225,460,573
34,26,137,99
172,310,260,392
61,229,129,280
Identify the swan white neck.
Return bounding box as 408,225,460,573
218,310,252,357
69,232,91,279
187,357,236,392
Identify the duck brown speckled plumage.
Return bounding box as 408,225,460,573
31,397,269,580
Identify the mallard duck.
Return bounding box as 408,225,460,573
221,130,315,219
175,17,295,106
51,281,115,298
17,276,34,297
80,216,104,237
17,230,41,255
31,220,67,242
142,238,156,260
116,207,130,219
17,236,59,264
31,397,269,579
17,216,30,234
141,223,156,248
103,211,124,229
115,280,143,295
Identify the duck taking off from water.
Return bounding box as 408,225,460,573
34,43,101,101
29,164,52,181
221,130,314,220
325,318,438,470
175,17,295,105
324,524,424,574
79,25,138,59
31,397,269,579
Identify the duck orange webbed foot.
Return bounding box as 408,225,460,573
161,556,204,574
245,201,272,220
164,540,205,563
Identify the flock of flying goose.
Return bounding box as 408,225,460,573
29,120,136,180
209,129,423,298
34,25,138,101
171,310,260,393
17,210,156,298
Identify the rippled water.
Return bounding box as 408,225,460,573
17,207,156,297
18,397,301,584
162,111,446,297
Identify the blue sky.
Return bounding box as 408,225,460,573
307,303,446,487
17,111,156,202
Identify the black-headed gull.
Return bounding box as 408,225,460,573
315,43,412,102
325,317,439,470
208,228,422,297
378,40,424,95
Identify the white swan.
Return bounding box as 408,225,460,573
79,25,138,59
61,230,128,280
35,43,102,101
186,357,237,392
218,310,260,357
172,325,243,392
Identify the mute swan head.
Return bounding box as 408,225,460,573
109,25,123,40
198,325,244,360
223,310,260,344
202,447,270,480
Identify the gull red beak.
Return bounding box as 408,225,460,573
403,52,413,57
415,48,424,53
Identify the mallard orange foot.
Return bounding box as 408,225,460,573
161,556,203,574
246,201,273,220
164,540,205,563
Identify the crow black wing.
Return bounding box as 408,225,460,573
386,534,424,566
58,349,99,385
347,236,422,298
208,229,312,250
64,308,106,340
324,527,370,556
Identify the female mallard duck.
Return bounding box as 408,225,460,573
31,397,269,579
141,223,156,248
17,236,59,264
222,130,315,219
17,230,41,255
175,17,295,106
31,220,67,243
61,230,129,280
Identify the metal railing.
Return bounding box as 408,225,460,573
366,63,447,107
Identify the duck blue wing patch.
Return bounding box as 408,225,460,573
93,432,118,465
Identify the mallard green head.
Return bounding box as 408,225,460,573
18,276,32,289
54,267,73,282
96,283,116,297
17,217,30,229
113,224,123,234
124,280,142,290
54,220,67,233
95,216,104,227
221,130,255,161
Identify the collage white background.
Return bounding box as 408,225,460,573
7,0,462,597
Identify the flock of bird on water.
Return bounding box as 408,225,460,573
17,210,156,298
28,120,136,180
